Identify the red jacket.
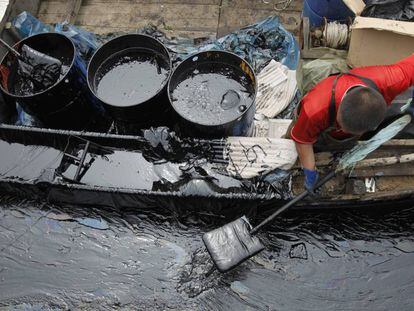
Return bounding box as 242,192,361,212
291,54,414,144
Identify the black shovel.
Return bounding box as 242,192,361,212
203,112,413,273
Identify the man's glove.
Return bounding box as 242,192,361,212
304,168,319,195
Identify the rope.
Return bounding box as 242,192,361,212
323,21,349,49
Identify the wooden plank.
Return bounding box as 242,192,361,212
38,1,68,14
301,48,348,59
73,2,219,33
38,12,66,23
38,0,302,39
302,17,309,50
355,153,414,168
76,14,218,31
81,25,215,39
350,163,414,178
217,7,301,37
382,139,414,147
82,0,221,4
76,3,219,20
66,0,83,24
221,0,303,11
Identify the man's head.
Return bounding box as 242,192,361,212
337,86,387,135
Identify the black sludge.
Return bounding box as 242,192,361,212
0,33,97,130
168,51,257,138
1,200,414,310
95,48,169,107
14,44,63,96
171,63,254,126
87,34,172,129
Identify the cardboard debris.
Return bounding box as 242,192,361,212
255,60,297,118
343,0,414,67
252,118,292,139
225,137,297,178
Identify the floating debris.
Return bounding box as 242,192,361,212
289,242,308,260
46,212,73,221
75,217,109,230
230,281,250,298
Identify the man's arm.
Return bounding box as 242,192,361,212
352,54,414,104
295,142,319,193
295,142,316,170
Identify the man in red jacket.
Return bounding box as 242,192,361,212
289,54,414,193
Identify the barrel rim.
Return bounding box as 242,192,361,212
167,49,257,128
0,32,76,99
87,33,173,109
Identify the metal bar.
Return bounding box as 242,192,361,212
63,153,81,162
73,141,90,182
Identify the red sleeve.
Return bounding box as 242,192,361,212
351,53,414,104
290,102,325,144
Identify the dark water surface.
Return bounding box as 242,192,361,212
1,195,414,310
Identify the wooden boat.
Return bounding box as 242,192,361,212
0,0,413,211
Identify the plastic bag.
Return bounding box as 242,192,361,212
15,103,42,127
13,13,100,61
299,58,350,95
135,16,299,71
54,23,99,61
215,16,300,70
12,11,52,37
361,0,414,21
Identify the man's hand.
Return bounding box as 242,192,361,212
303,168,319,195
295,142,320,193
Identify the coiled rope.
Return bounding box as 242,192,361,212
323,21,349,49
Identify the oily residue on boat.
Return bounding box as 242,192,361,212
1,195,414,310
171,63,255,126
95,48,170,106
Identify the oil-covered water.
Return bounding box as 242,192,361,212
95,48,170,106
1,195,414,310
171,63,255,126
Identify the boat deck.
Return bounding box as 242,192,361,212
32,0,303,38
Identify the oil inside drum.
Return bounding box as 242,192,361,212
95,48,170,107
171,63,255,126
13,64,69,97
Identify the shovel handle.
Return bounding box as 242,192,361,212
0,38,21,58
250,170,336,235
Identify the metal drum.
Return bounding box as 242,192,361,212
168,50,257,138
0,33,96,130
87,34,172,130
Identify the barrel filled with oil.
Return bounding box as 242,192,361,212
87,34,172,130
0,33,96,130
168,51,257,138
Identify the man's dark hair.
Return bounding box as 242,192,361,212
338,86,387,134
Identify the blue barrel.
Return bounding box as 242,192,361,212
303,0,355,26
